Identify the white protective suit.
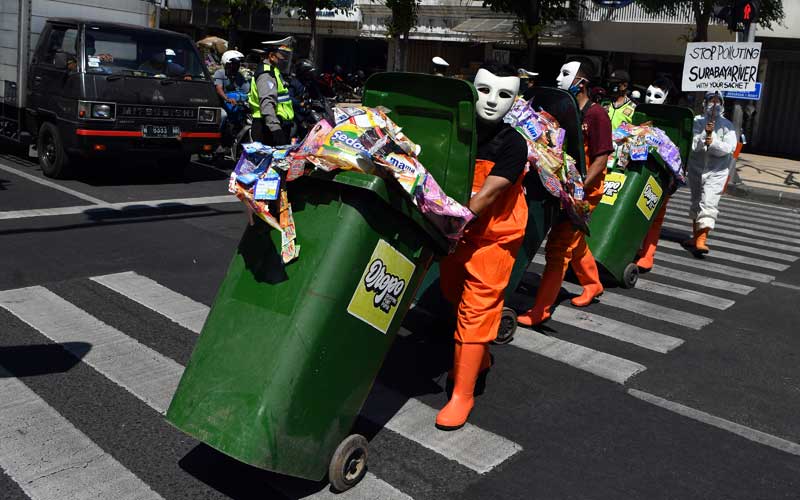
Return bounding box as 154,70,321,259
687,113,737,230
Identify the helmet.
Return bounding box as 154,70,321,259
295,58,318,82
334,64,344,75
221,50,245,66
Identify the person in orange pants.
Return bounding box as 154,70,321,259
518,58,613,326
635,196,668,271
437,63,529,430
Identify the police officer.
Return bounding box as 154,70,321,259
248,37,295,146
605,69,636,130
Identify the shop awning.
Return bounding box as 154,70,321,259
453,17,515,39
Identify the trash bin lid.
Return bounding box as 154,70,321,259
524,87,587,176
362,73,478,206
633,104,694,167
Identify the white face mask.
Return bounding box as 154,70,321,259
645,85,667,104
556,61,581,91
473,68,520,123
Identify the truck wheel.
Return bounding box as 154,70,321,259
622,263,639,289
328,434,368,493
38,122,70,179
493,307,517,345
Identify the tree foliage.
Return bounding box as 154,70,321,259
634,0,785,41
376,0,421,71
270,0,346,62
480,0,583,67
200,0,270,46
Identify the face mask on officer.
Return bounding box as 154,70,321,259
473,68,520,123
645,85,667,104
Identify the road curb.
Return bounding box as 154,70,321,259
725,182,800,210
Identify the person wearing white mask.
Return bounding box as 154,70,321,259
437,62,528,430
636,76,675,271
518,57,613,327
682,91,737,255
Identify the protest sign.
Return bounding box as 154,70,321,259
682,42,762,92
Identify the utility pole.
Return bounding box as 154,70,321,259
154,0,162,28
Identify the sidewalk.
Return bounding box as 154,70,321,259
726,153,800,208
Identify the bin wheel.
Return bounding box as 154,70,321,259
493,308,517,345
328,434,368,493
622,263,639,289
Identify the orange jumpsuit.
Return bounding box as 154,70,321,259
440,159,528,344
541,174,604,289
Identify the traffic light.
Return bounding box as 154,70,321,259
728,0,760,33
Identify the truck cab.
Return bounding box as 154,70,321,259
24,19,221,178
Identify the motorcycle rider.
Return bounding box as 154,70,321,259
248,37,295,146
215,50,250,107
289,59,330,139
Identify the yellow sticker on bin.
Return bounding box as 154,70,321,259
600,171,627,206
636,175,663,220
347,239,416,334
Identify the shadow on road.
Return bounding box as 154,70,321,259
0,342,91,377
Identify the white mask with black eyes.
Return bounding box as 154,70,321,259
556,61,581,91
473,68,520,123
645,85,668,104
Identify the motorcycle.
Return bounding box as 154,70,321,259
218,90,253,161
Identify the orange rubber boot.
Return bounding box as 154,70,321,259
695,228,710,254
436,343,487,430
570,248,604,307
517,268,564,326
636,201,667,271
447,343,491,380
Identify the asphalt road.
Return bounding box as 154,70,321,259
1,150,799,500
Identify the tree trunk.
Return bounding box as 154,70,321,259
693,0,711,42
526,33,538,69
393,35,401,71
309,8,318,63
399,32,409,72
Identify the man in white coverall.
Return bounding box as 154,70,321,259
682,91,737,255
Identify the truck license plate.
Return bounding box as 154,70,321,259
142,125,180,138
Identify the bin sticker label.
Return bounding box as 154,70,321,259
600,172,627,206
636,175,663,220
347,239,416,334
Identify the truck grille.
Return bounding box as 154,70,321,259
118,105,197,120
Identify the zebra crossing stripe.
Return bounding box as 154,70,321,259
530,256,713,330
0,366,164,500
666,199,799,231
91,272,208,334
90,273,522,475
661,221,800,254
512,327,646,384
663,214,800,245
674,237,797,262
670,190,800,217
646,265,755,295
656,240,790,271
0,286,184,414
655,251,775,283
633,279,736,310
361,384,522,474
548,307,684,353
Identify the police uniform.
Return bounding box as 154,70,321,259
248,62,294,146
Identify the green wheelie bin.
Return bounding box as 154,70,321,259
584,104,694,288
412,87,586,345
165,73,478,492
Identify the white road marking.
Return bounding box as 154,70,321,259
664,213,800,244
771,281,800,291
646,265,755,295
299,473,413,499
91,272,208,334
628,389,800,457
92,273,522,475
0,286,184,414
633,279,736,310
0,195,239,221
656,240,790,271
512,327,646,384
661,221,800,254
671,190,800,216
670,237,797,262
361,384,522,474
530,256,713,330
0,161,107,205
0,366,164,500
655,251,775,283
667,198,800,231
549,307,684,353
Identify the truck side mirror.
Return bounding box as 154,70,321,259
54,52,69,70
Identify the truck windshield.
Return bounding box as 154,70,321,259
84,26,206,80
